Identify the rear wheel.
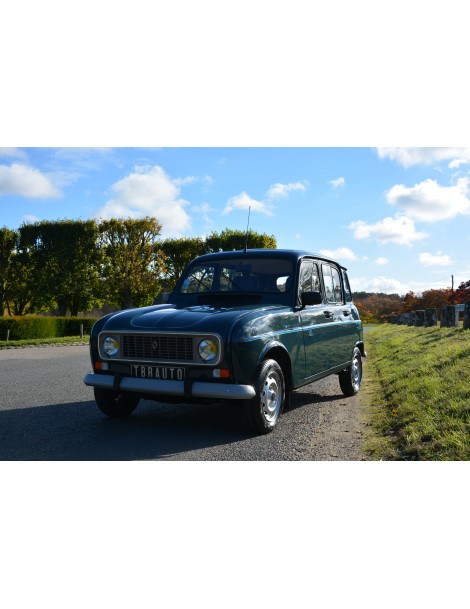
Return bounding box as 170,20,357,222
245,359,285,434
94,387,140,417
339,347,362,396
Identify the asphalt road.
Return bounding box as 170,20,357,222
0,344,366,461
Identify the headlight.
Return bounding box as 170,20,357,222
198,339,218,362
103,336,120,357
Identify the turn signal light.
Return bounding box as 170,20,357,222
95,362,109,371
213,368,230,379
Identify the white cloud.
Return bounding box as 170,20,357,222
374,257,389,265
329,177,345,188
95,165,191,237
266,181,306,199
192,202,213,225
224,191,273,215
355,276,407,295
319,247,356,261
377,147,470,168
0,163,61,198
173,176,197,186
349,216,428,246
386,178,470,223
419,252,453,266
0,148,27,159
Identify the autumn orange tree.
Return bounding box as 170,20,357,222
353,292,403,323
455,280,470,303
400,288,452,317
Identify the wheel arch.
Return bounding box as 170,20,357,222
257,343,293,393
355,341,367,358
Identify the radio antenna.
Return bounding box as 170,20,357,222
244,206,251,253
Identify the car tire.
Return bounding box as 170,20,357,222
339,347,362,396
94,387,140,417
245,359,285,434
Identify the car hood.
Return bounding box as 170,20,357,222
101,303,287,335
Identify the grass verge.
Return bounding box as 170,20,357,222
364,324,470,460
0,336,88,349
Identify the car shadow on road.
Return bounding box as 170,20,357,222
286,389,346,412
0,398,254,461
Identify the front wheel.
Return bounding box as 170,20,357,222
94,387,140,417
339,347,362,396
244,359,285,434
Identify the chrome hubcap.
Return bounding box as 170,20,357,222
351,354,362,388
260,371,282,423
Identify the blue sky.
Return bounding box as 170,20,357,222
1,147,469,296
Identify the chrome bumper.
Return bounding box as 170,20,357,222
83,373,256,400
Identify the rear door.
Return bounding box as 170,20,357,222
322,263,358,365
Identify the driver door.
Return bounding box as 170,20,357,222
298,260,331,379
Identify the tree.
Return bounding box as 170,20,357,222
4,249,44,315
158,237,206,291
353,292,403,323
0,227,18,316
19,220,102,316
399,288,452,319
455,280,470,303
205,229,277,252
99,217,166,309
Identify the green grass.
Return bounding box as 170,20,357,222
364,324,470,460
0,336,88,349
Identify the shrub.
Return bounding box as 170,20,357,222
0,316,98,340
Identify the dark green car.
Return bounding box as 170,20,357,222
84,249,365,434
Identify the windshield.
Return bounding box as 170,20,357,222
177,257,294,299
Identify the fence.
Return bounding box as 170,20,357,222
389,302,470,329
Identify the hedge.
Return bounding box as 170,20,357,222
0,316,99,340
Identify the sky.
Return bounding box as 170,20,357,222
1,146,469,296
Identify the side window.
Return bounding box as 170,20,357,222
299,261,313,293
322,264,343,304
342,270,352,302
299,261,321,295
312,264,321,292
322,264,333,303
331,267,343,303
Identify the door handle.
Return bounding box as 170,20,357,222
343,310,351,316
323,310,333,318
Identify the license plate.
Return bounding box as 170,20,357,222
131,365,185,381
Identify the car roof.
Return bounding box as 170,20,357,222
191,249,348,270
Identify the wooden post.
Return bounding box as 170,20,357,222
424,308,438,327
451,305,459,327
441,305,459,327
440,305,447,328
6,329,10,341
464,302,470,330
415,310,425,326
80,323,84,338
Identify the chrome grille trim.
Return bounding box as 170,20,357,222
122,334,193,361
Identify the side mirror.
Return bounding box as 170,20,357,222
301,291,323,307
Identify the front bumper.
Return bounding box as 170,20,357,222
83,373,256,400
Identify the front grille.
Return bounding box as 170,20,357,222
121,334,194,361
